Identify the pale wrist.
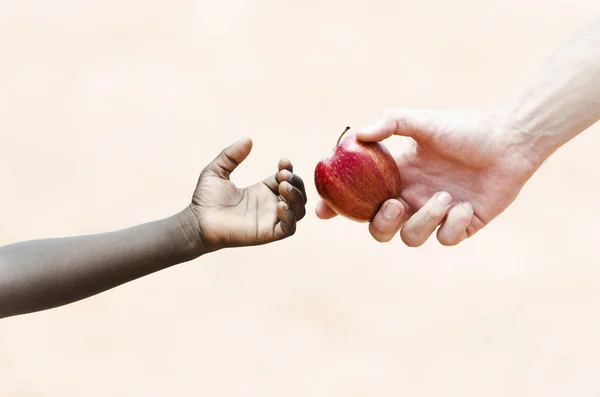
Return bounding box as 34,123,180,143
498,106,565,170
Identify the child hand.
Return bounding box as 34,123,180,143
187,137,307,252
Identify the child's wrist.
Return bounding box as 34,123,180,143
174,206,209,259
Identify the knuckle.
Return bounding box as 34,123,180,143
422,205,445,222
400,229,422,247
221,150,239,166
395,117,410,134
369,223,393,243
437,231,458,246
454,206,473,221
466,224,478,238
287,225,297,236
455,211,472,224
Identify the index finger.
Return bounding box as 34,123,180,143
355,118,397,143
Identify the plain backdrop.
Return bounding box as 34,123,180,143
2,1,600,396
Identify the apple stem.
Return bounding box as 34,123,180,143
335,126,351,148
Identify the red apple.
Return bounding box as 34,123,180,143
314,126,402,223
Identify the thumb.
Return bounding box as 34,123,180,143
356,108,444,144
205,137,253,179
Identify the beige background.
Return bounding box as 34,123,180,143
2,0,600,396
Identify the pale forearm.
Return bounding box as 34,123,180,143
0,207,204,319
506,18,600,164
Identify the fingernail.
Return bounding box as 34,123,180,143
287,183,293,192
437,192,452,205
384,202,401,219
462,202,473,211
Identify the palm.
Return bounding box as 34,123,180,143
188,137,307,252
193,176,282,249
394,115,536,228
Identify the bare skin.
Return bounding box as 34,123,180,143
0,137,307,319
317,17,600,247
193,137,306,250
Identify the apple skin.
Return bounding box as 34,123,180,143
314,127,402,223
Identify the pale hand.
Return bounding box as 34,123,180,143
316,108,540,246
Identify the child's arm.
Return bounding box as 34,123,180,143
0,211,203,318
0,137,307,319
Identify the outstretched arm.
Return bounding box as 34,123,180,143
0,137,307,319
0,209,202,319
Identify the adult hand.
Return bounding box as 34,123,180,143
316,108,540,246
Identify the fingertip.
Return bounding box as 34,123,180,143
381,198,405,220
207,136,254,178
278,200,289,211
278,181,293,195
277,200,294,219
315,200,338,219
436,202,475,246
356,119,394,142
461,201,474,213
276,169,307,205
355,125,389,142
369,222,395,243
436,191,453,206
278,157,292,171
278,169,293,183
236,136,253,148
276,201,297,238
369,199,406,242
276,200,290,220
229,136,253,158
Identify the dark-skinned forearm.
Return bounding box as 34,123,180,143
0,207,204,319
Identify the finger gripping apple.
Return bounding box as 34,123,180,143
314,127,402,222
